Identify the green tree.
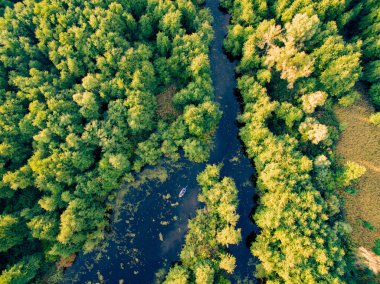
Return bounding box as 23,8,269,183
216,226,241,246
27,213,59,241
164,265,189,284
183,102,222,137
183,138,210,163
337,161,366,187
0,215,26,252
219,253,236,274
0,255,41,284
195,264,214,284
160,10,183,38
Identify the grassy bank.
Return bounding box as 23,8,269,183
335,96,380,254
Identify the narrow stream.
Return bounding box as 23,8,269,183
64,2,258,283
206,1,258,281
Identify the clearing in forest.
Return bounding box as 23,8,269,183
335,97,380,250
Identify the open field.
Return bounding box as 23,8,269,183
335,97,380,250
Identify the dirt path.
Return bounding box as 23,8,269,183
335,97,380,249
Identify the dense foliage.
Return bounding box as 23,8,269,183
163,164,241,284
0,0,222,281
222,0,365,282
0,0,18,16
348,0,380,110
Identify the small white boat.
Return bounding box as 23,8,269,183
179,186,188,198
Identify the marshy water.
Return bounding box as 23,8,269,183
64,2,258,283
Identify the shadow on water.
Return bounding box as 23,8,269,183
64,2,259,283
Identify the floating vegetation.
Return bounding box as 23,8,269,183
229,156,240,163
97,271,104,283
242,180,252,188
154,268,168,284
162,193,171,200
81,160,201,280
95,253,103,262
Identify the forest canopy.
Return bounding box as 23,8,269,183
222,0,370,282
1,0,379,282
0,0,221,282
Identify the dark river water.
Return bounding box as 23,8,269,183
64,1,258,283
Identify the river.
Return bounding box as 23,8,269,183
63,1,258,283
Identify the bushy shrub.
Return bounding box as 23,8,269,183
338,161,367,187
369,112,380,126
